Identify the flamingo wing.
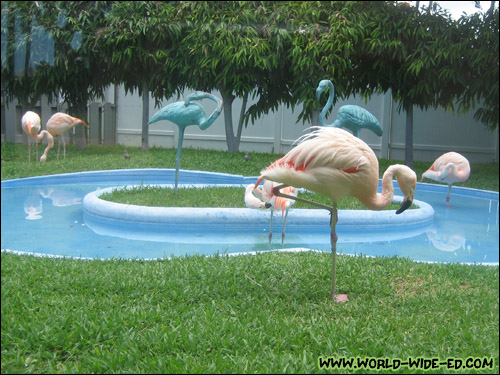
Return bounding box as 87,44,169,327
258,127,378,202
423,152,470,184
334,105,382,136
148,101,206,127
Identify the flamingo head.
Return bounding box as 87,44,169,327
75,118,88,127
392,165,417,214
316,79,332,101
421,164,435,182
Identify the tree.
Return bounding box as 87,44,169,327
284,1,376,125
2,1,114,148
173,1,293,153
1,1,57,110
454,7,499,130
95,1,183,150
37,1,114,148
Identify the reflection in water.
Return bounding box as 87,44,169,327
426,226,466,252
23,187,83,221
40,188,82,207
24,189,43,220
2,173,497,263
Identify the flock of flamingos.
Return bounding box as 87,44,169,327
20,80,471,302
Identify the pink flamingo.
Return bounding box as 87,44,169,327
245,181,298,246
421,152,471,202
21,111,54,162
46,112,88,159
254,126,416,302
21,111,41,162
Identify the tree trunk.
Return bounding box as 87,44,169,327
405,104,414,169
142,81,150,150
219,85,249,154
222,92,237,153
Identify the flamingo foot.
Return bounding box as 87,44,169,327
332,293,349,303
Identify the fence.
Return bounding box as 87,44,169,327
1,98,116,147
2,85,498,164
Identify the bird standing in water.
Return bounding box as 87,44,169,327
421,152,470,202
255,126,416,302
245,181,298,246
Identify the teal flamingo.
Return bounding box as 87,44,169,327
148,92,223,192
316,79,382,137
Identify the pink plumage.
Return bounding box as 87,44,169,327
256,127,416,211
21,111,53,162
254,126,417,302
422,152,471,202
245,181,297,246
46,112,88,159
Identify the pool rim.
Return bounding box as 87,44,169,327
2,169,498,266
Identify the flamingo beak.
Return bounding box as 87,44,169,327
265,202,272,209
396,199,412,214
316,88,322,101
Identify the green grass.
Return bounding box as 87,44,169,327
1,142,499,373
100,185,407,210
1,252,498,373
2,142,499,193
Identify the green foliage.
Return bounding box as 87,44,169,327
1,0,498,146
95,1,183,101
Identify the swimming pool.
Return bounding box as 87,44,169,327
1,169,498,265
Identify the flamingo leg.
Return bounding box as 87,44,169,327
174,127,186,193
27,135,31,163
282,207,290,246
62,134,66,159
272,185,347,302
446,184,452,202
268,209,274,247
56,135,61,159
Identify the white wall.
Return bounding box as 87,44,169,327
3,84,497,164
112,84,498,163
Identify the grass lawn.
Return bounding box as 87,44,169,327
1,142,499,373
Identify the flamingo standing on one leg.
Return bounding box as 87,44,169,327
148,92,223,192
254,126,416,302
45,112,88,159
316,79,383,137
21,111,41,162
245,181,298,246
421,152,471,202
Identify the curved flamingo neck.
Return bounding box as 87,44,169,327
186,92,223,130
359,166,397,210
319,81,334,127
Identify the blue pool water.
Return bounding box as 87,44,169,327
1,169,498,265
